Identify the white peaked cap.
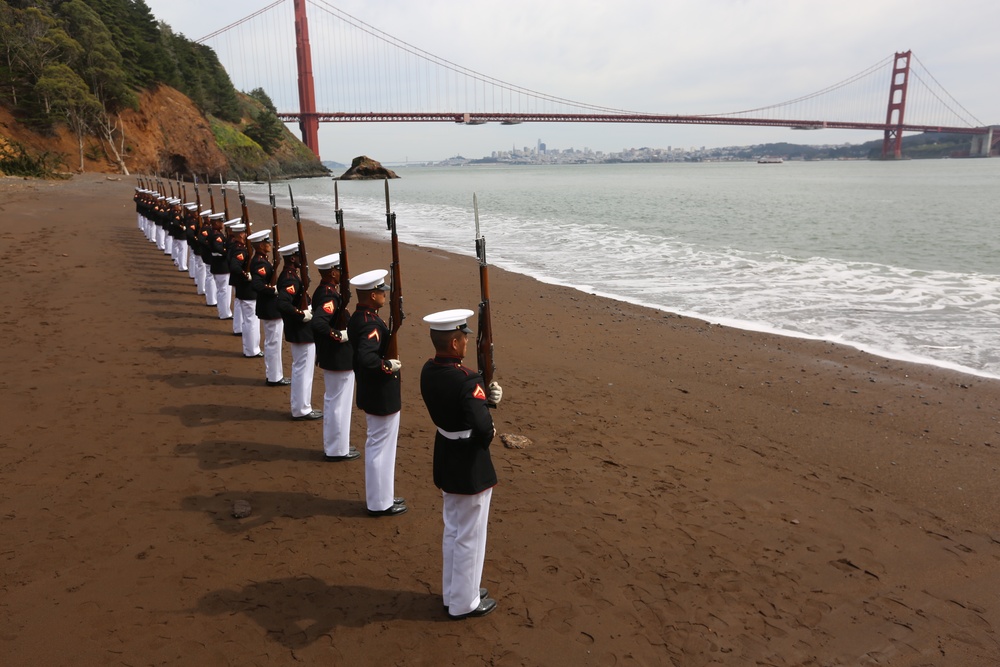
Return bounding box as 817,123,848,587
314,253,341,270
208,212,226,220
223,218,242,227
423,308,474,333
349,268,389,291
278,242,300,257
230,223,246,232
199,209,213,216
247,230,271,243
184,203,197,210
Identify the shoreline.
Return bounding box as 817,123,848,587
243,182,1000,383
4,173,1000,665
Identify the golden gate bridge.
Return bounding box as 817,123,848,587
197,0,995,160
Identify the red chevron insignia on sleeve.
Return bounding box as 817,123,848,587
472,384,487,400
257,267,267,275
367,330,380,341
285,285,296,295
323,301,334,314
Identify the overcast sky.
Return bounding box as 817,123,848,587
142,0,1000,164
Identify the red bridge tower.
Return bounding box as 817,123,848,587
881,50,911,160
293,0,320,158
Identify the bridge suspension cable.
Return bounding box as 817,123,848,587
195,0,988,148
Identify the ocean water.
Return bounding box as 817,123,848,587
240,160,1000,379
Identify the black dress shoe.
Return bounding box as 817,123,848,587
367,503,408,517
448,597,497,620
324,448,361,462
232,332,242,336
393,497,405,505
244,352,264,358
265,377,292,386
443,589,489,612
292,410,323,421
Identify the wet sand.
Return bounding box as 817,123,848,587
2,173,999,665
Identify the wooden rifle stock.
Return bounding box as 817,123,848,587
289,185,309,309
237,177,254,268
385,179,404,359
473,194,496,406
220,174,231,221
208,181,216,215
334,182,351,328
267,178,282,287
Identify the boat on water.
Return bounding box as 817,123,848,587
757,157,783,164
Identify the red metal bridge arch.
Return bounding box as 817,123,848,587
285,7,991,160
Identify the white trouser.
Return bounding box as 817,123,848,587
442,488,493,616
262,318,284,382
213,273,232,319
188,247,197,279
289,342,316,417
239,299,260,357
155,225,166,250
322,370,355,457
202,262,217,306
174,238,188,271
232,297,245,334
364,411,400,511
195,257,208,297
169,236,179,265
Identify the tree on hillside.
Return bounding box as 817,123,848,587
58,0,134,173
243,88,283,154
34,61,101,170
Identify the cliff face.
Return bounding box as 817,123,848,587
123,85,230,177
0,85,327,180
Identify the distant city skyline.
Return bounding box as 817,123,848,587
143,0,1000,163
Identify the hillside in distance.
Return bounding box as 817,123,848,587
0,0,326,179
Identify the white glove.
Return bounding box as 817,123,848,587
386,359,402,373
301,307,313,323
487,381,503,405
334,329,349,343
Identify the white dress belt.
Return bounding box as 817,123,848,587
437,427,472,440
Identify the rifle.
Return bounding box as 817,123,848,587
474,193,496,406
168,179,175,199
288,185,309,309
208,180,216,217
237,177,254,268
334,181,351,328
220,174,231,220
384,179,404,360
267,177,282,287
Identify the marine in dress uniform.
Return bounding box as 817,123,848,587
419,309,503,619
249,230,289,386
167,199,187,271
154,196,168,252
227,224,261,356
347,269,406,516
276,243,321,420
310,253,359,461
209,215,234,320
198,211,218,306
183,203,199,284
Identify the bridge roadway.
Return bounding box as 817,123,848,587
276,111,989,136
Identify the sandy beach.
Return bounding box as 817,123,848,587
2,173,999,666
